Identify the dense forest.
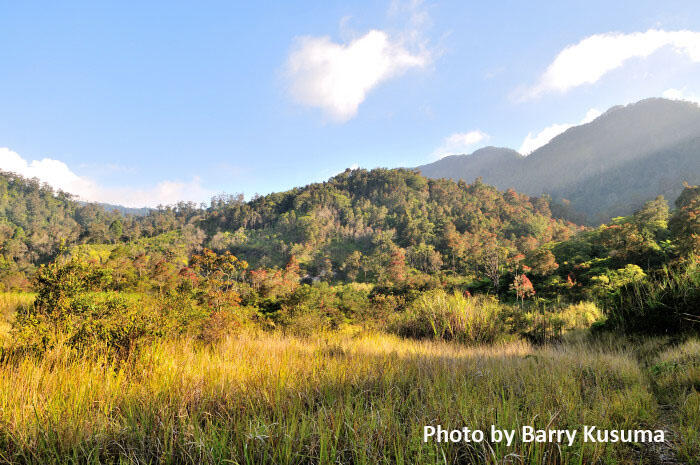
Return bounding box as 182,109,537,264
0,167,581,289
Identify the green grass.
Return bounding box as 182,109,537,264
390,291,509,344
0,332,661,464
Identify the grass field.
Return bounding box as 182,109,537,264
0,332,667,464
0,292,697,464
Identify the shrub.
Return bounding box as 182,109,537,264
63,292,163,354
391,290,508,344
605,260,700,334
557,301,604,332
11,255,210,354
13,291,208,355
277,283,349,336
0,292,34,345
198,306,257,344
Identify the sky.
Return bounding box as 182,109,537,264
2,0,700,207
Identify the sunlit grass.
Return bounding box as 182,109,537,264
0,292,34,347
0,332,659,464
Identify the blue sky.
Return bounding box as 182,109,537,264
2,0,700,206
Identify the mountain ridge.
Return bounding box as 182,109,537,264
416,98,700,223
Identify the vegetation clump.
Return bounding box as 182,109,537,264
391,291,508,344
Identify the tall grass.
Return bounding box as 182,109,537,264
390,290,604,345
0,292,35,347
0,332,659,464
606,260,700,334
391,291,508,344
650,338,700,464
515,301,604,344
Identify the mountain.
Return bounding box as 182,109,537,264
416,98,700,223
96,202,151,216
419,147,524,184
0,170,203,278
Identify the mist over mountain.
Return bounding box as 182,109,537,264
417,98,700,223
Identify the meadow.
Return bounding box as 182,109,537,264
0,293,698,465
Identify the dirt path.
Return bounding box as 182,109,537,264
647,404,683,464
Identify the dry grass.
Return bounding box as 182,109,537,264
0,332,659,464
652,338,700,464
0,292,34,347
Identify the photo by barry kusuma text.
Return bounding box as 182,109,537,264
423,425,666,446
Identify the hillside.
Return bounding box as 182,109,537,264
0,168,581,288
420,147,524,183
417,98,700,223
197,168,581,278
0,170,202,286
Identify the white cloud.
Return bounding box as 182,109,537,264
433,130,489,158
526,29,700,99
285,27,429,122
519,108,601,155
0,147,212,207
662,87,700,105
581,108,603,123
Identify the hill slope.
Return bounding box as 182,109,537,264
417,98,700,223
199,168,581,278
0,170,201,280
0,168,581,286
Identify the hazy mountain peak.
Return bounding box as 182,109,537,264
418,98,700,223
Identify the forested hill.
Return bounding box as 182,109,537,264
0,170,204,286
198,168,581,278
417,98,700,224
0,168,581,287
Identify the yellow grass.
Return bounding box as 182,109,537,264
0,332,659,464
0,292,34,347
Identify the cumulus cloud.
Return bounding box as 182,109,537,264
433,130,489,158
662,87,700,105
519,108,601,155
0,147,212,207
526,29,700,99
286,31,429,122
285,7,430,123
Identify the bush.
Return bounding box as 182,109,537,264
11,255,210,355
557,301,604,332
198,306,258,344
277,283,349,336
13,291,208,355
390,290,508,344
0,292,34,345
605,260,700,334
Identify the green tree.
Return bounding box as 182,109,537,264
109,219,123,243
527,249,559,276
670,184,700,256
189,248,248,311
